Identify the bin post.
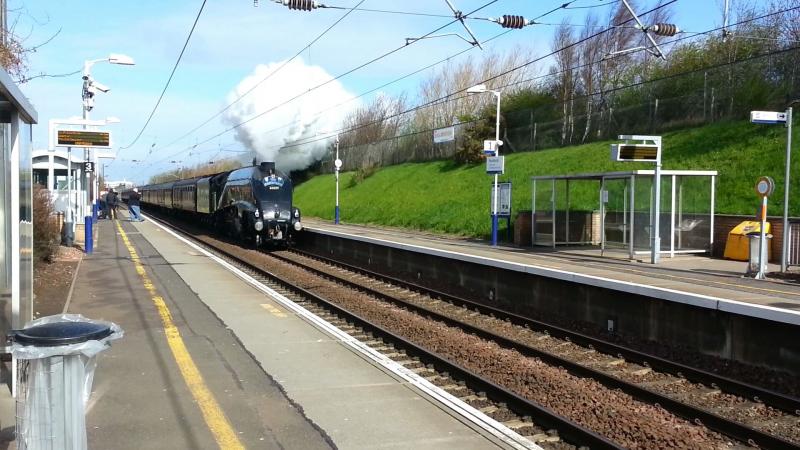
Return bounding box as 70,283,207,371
84,216,93,255
757,196,768,279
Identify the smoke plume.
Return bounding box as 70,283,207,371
223,59,356,172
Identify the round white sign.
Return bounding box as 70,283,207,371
754,176,775,197
334,159,343,169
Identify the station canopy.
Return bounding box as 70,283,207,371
531,170,717,260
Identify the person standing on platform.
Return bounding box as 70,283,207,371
128,188,143,222
99,191,108,219
106,189,117,220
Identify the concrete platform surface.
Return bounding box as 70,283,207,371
303,219,800,326
66,213,517,449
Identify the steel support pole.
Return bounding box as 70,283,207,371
781,107,792,272
334,136,340,224
652,162,662,264
670,175,676,258
758,196,768,279
629,175,635,260
491,92,501,246
64,147,74,246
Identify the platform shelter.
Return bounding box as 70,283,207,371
531,170,717,260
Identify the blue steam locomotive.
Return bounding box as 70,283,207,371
139,161,302,247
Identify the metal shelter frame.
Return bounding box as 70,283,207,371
531,170,717,260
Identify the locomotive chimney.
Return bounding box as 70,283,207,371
259,161,276,173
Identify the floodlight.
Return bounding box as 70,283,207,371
467,84,487,94
108,53,136,65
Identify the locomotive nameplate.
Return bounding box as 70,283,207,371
56,130,112,148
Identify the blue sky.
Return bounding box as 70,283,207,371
15,0,724,183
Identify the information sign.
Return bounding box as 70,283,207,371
433,126,455,143
84,162,95,173
491,182,512,216
56,130,112,148
486,156,504,174
750,111,787,124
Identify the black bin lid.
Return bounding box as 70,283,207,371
12,322,112,347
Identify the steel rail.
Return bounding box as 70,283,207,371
145,212,622,449
280,249,800,450
291,247,800,415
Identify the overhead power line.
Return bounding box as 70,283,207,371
155,0,368,155
144,0,503,167
119,0,208,152
330,44,800,154
145,0,623,168
277,4,800,153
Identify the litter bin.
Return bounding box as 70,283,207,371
9,314,123,450
724,220,770,261
747,233,772,276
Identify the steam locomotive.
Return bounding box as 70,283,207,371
138,161,302,247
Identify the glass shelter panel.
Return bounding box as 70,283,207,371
603,177,632,251
533,180,555,246
674,175,712,252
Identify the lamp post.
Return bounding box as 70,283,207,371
467,83,502,246
317,131,342,224
333,135,342,224
82,53,135,221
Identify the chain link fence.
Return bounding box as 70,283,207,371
327,47,800,172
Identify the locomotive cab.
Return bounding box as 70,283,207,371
217,162,301,246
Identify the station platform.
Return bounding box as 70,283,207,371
302,219,800,327
64,212,527,449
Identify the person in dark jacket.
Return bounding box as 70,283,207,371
106,189,118,220
128,188,143,222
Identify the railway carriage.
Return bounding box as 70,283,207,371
138,161,302,247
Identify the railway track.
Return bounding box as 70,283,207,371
273,248,800,449
143,212,800,449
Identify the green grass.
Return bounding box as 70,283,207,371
295,120,798,238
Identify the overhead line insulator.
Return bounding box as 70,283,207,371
648,23,679,37
490,15,533,29
274,0,324,11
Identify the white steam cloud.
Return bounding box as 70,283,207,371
223,59,356,172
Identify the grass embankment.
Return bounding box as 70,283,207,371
294,120,798,238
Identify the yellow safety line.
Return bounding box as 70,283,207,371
539,254,800,298
115,221,245,449
260,303,287,318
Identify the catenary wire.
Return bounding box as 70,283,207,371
119,0,208,152
266,0,679,152
143,0,503,168
144,0,621,169
266,2,800,152
154,0,368,155
322,44,800,153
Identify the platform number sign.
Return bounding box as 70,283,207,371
84,162,95,173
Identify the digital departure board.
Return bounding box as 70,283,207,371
56,130,112,148
611,143,660,162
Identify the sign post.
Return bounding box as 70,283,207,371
750,109,792,272
754,176,775,279
611,135,663,263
